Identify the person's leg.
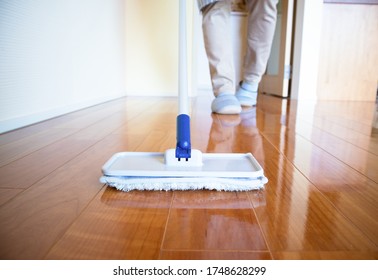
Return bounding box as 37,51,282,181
201,0,241,114
236,0,278,106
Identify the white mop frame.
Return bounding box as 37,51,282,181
100,0,268,191
100,151,268,191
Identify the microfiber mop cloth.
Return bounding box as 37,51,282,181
100,175,268,192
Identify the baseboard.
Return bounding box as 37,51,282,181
124,91,199,97
0,93,126,134
124,91,176,97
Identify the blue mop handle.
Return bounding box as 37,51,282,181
175,0,191,161
176,114,191,160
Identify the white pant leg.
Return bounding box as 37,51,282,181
243,0,278,84
201,0,235,96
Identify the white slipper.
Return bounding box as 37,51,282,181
236,83,257,107
211,93,242,114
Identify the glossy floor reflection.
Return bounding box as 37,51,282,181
0,93,377,260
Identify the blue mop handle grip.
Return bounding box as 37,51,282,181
176,114,191,160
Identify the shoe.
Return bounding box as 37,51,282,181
211,93,242,114
236,82,257,106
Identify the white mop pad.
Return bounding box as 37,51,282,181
100,150,268,192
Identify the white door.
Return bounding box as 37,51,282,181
259,0,294,98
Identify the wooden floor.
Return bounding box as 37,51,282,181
0,93,377,260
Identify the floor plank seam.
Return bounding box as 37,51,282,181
288,132,378,185
247,192,274,260
158,192,175,259
42,184,108,259
301,116,378,156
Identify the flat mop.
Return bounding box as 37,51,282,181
100,0,268,191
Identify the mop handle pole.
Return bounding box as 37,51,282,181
178,0,188,115
176,0,191,160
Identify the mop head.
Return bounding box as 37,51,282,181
100,150,268,192
100,175,267,192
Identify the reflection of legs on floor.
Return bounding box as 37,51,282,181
240,107,257,127
206,107,264,164
236,107,265,164
206,114,241,153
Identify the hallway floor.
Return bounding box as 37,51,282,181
0,93,377,260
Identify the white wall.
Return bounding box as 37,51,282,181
124,0,194,97
0,0,126,133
